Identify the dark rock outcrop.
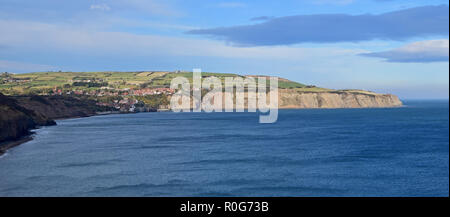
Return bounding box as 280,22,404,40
12,95,110,119
1,93,112,151
0,93,55,153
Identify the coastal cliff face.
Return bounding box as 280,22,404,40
176,90,402,110
0,93,55,147
278,90,402,108
12,95,110,119
0,93,111,147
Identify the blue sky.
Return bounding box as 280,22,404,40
0,0,448,99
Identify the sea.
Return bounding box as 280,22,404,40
0,100,448,196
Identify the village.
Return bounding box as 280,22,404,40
49,86,175,113
0,72,175,113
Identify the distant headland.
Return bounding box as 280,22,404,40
0,71,402,153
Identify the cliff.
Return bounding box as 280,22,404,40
0,93,55,153
0,93,111,152
278,89,402,108
12,95,111,119
179,89,402,110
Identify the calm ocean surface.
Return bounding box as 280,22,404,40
0,100,448,196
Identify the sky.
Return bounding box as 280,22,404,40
0,0,448,99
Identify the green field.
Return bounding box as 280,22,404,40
0,71,321,95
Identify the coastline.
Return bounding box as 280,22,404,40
0,104,405,156
0,110,154,156
0,91,404,156
0,136,33,156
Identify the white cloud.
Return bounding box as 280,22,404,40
395,39,448,53
361,39,449,62
90,4,111,11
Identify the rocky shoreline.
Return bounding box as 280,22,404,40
0,137,33,155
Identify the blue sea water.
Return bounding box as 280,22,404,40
0,100,448,196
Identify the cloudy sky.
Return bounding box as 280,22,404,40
0,0,448,99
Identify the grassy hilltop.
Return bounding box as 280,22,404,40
0,71,323,95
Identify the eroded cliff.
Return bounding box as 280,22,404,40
0,93,55,152
278,89,402,108
0,94,112,149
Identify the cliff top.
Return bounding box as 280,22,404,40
1,71,382,96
